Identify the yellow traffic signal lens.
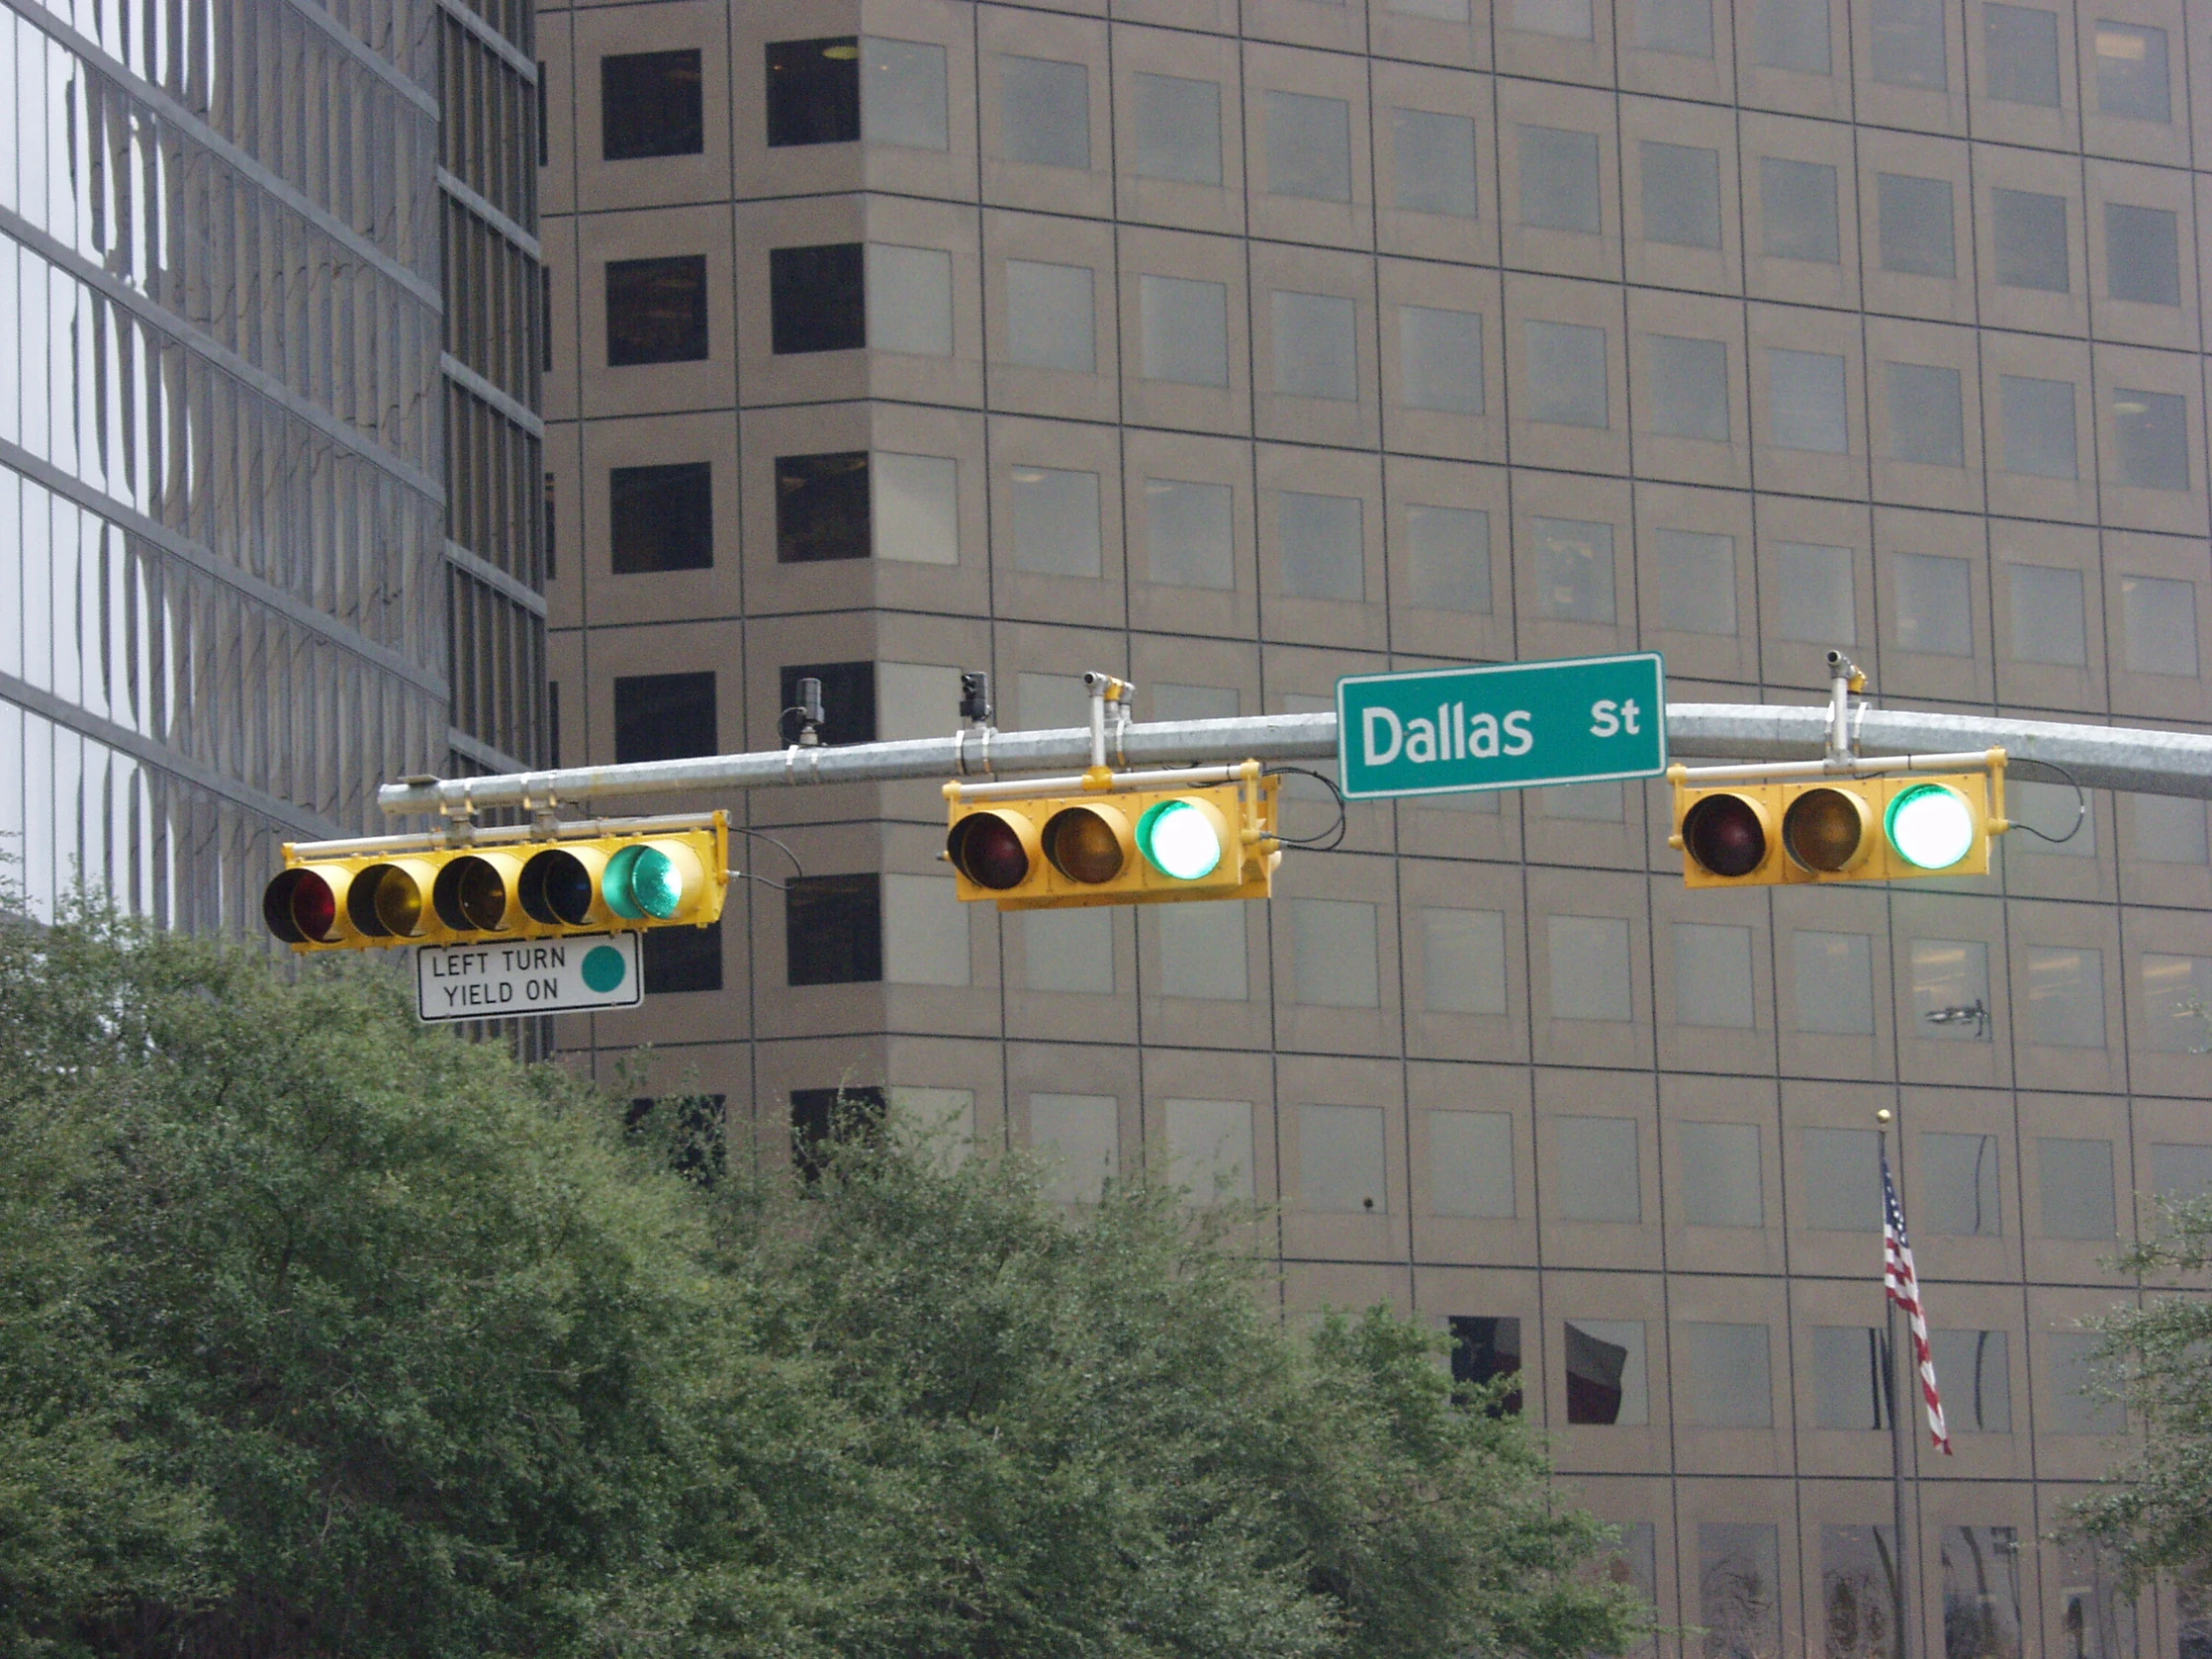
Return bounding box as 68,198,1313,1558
520,848,598,926
1042,806,1127,884
433,854,518,932
350,861,433,937
1683,794,1768,878
1136,799,1224,881
1782,788,1873,872
1887,784,1975,869
263,867,341,944
947,813,1032,889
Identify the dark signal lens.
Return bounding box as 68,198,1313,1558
520,850,595,925
948,815,1029,890
355,864,427,937
1782,789,1868,872
1683,795,1768,878
1043,808,1125,884
264,868,337,943
434,856,510,932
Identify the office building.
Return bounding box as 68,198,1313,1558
539,1,2212,1650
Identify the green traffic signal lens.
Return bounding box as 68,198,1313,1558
604,844,649,919
1135,799,1223,881
1885,784,1975,870
628,848,685,918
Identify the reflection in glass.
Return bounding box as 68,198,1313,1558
2094,22,2170,122
1524,323,1610,428
1272,291,1359,400
1824,1524,1901,1659
1642,142,1724,249
1984,4,2059,105
1394,108,1479,218
1008,466,1102,578
1870,0,1945,87
1762,158,1841,263
1894,553,1974,657
1929,1330,2010,1431
1999,375,2078,479
1811,1327,1891,1429
1132,72,1223,185
1278,492,1366,602
1145,479,1236,590
1519,125,1602,232
2006,563,2085,666
1777,544,1859,647
1878,173,1956,277
1529,517,1615,619
1700,1522,1783,1659
1940,1526,2023,1659
1769,349,1849,454
2120,575,2200,678
2112,388,2190,491
1265,91,1354,203
1405,504,1492,613
2105,204,2180,305
1400,307,1485,414
1681,1323,1772,1426
1754,0,1829,70
1564,1319,1647,1422
1647,335,1731,442
2039,1138,2117,1240
1887,362,1965,467
999,54,1090,170
1653,530,1738,636
1802,1128,1884,1231
1005,260,1096,372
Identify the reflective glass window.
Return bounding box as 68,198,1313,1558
1009,465,1102,578
1005,260,1096,372
1762,158,1841,263
1405,504,1492,613
1528,516,1616,621
766,37,861,147
1025,907,1114,994
1931,1331,2011,1431
882,873,968,988
602,50,704,159
999,54,1090,169
1796,929,1875,1032
1524,321,1610,428
862,38,948,149
790,1087,884,1180
1802,1127,1883,1230
2113,388,2189,491
1871,0,1947,87
1139,275,1230,386
1652,530,1738,636
1754,0,1831,70
1674,921,1754,1024
1266,90,1353,202
1940,1528,2025,1658
1151,685,1239,722
1991,188,2069,291
1449,1314,1523,1408
1393,0,1472,13
1279,492,1366,602
1432,1114,1516,1218
1642,142,1723,249
1166,1098,1253,1204
2143,958,2212,1053
1393,108,1479,218
2120,575,2200,677
1701,1525,1784,1659
1300,1103,1388,1212
865,244,953,356
1556,1116,1641,1220
1031,1094,1119,1204
1133,73,1223,185
2105,204,2180,305
612,461,714,572
1911,936,1990,1036
1679,1121,1764,1227
1565,1320,1648,1423
1647,335,1731,441
2153,1141,2212,1201
1514,0,1596,36
2044,1335,2122,1434
643,920,723,993
1273,291,1359,400
1400,306,1485,414
607,255,709,364
2094,22,2170,122
872,452,959,566
1157,901,1248,1000
2133,794,2210,862
1922,1132,2002,1236
614,670,716,761
2007,563,2086,666
2012,781,2096,857
1878,173,1956,276
1777,543,1859,646
770,244,864,354
1682,1324,1773,1426
1637,0,1715,56
1769,349,1849,453
1811,1327,1889,1428
2038,1137,2117,1239
2000,374,2077,478
1423,907,1507,1013
785,873,882,986
1146,478,1236,591
1549,917,1634,1021
1519,126,1602,233
1886,362,1965,467
1290,897,1381,1005
1984,2,2060,104
1824,1525,1903,1659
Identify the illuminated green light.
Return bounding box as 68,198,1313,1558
1885,784,1975,870
1135,800,1222,881
604,845,649,918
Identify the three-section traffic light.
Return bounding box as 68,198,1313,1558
945,771,1281,909
1670,764,2006,887
264,814,731,949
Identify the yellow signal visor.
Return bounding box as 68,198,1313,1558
1781,787,1876,875
1679,790,1777,885
947,809,1044,894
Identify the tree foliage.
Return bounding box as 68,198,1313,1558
0,902,1647,1659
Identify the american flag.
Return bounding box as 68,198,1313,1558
1883,1143,1951,1454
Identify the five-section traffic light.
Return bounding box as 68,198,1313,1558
264,814,731,949
945,771,1281,909
1670,766,2005,887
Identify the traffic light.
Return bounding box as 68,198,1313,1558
263,814,731,949
1670,765,2005,887
944,770,1281,909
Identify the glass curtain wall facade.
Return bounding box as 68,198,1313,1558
0,0,545,934
539,0,2211,1652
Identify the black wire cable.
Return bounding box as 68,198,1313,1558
732,824,805,878
1263,766,1350,851
2005,759,2087,844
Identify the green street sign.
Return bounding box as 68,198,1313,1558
1336,653,1667,801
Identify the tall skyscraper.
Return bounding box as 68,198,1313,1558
0,0,546,932
542,2,2209,1651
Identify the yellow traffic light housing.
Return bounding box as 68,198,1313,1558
264,814,731,949
1670,756,2007,887
945,763,1280,909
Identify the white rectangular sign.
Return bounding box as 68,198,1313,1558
415,932,643,1022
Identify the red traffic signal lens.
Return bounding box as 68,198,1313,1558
1683,794,1768,878
263,868,339,943
433,855,511,932
520,849,596,925
948,814,1030,889
1783,788,1870,872
1042,807,1126,884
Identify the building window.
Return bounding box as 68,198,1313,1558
1672,919,1754,1023
1137,274,1230,386
776,452,870,563
1753,0,1829,70
861,37,948,151
1811,1327,1890,1428
1289,895,1381,1004
1392,107,1477,218
1399,305,1484,414
1449,1316,1524,1412
1265,89,1353,202
613,671,716,763
1794,928,1875,1032
1681,1323,1773,1427
779,661,875,747
606,256,708,365
1870,0,1946,87
1776,543,1858,647
1921,1132,2002,1237
1431,1112,1515,1218
1824,1526,1903,1659
1299,1103,1387,1212
1564,1320,1648,1423
1031,1094,1120,1204
2152,1140,2212,1201
1940,1526,2025,1659
1886,361,1965,467
999,54,1089,170
766,37,860,147
1991,188,2069,292
1932,1331,2012,1431
870,451,958,566
1528,517,1615,623
864,244,953,356
881,873,967,987
1144,478,1235,591
642,920,723,993
1131,71,1222,185
2094,21,2169,122
628,1094,726,1184
1768,348,1849,454
790,1086,886,1179
1877,172,1955,276
2120,574,2200,678
1652,526,1738,635
2026,946,2105,1047
1004,259,1095,372
1641,141,1722,249
1024,906,1113,994
1523,321,1609,428
1679,1121,1763,1227
2106,204,2180,304
2113,388,2190,491
2135,795,2210,862
548,681,561,767
1555,1114,1641,1221
1405,504,1491,613
601,50,703,159
1802,1127,1883,1231
1513,0,1595,39
1700,1525,1784,1659
1911,936,1990,1037
1165,1098,1254,1204
1008,465,1102,578
2142,958,2212,1052
1999,373,2077,479
1983,2,2059,105
1278,491,1366,603
1637,0,1714,56
1646,334,1730,441
769,244,865,354
1272,291,1359,401
1156,899,1248,999
544,471,557,579
1761,157,1840,263
2007,563,2086,666
1422,907,1506,1013
1518,125,1601,233
785,874,882,985
610,462,713,573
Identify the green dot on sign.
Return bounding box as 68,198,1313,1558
581,944,627,993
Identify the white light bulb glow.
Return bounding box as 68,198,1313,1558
1140,802,1223,880
1886,785,1975,870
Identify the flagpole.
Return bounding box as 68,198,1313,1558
1879,1107,1914,1659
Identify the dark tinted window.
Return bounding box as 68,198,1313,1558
627,1094,726,1184
602,50,704,159
770,244,865,354
606,256,709,365
767,37,860,147
777,452,870,562
611,462,714,573
614,671,717,763
790,1085,887,1178
786,875,882,985
780,661,876,747
643,920,724,993
543,470,556,578
1449,1315,1523,1414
